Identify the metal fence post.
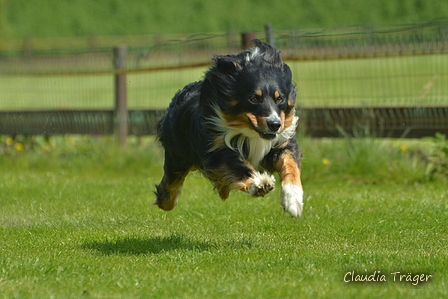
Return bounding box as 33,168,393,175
113,45,128,147
265,23,275,47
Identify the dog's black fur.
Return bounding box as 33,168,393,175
155,40,304,217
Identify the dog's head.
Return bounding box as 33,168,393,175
202,39,297,141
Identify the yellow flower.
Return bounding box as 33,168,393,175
322,158,330,165
14,142,24,151
399,144,408,152
6,137,14,146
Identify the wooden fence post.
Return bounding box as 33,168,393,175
113,45,128,147
241,32,256,49
265,23,275,47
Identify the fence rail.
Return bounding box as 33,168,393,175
0,110,165,135
300,106,448,138
1,19,448,139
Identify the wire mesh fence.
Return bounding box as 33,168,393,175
1,19,447,137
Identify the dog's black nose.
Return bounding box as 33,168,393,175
267,119,281,131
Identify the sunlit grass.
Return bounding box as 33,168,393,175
0,66,206,110
293,54,448,107
0,136,447,298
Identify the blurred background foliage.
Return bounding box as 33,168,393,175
1,0,448,39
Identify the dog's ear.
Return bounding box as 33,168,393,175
282,63,296,104
252,39,283,68
213,55,243,76
282,63,293,82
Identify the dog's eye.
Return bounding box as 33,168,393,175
275,96,284,104
249,97,260,104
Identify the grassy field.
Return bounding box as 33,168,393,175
0,136,447,298
1,54,447,110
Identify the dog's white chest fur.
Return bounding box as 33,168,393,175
209,106,299,169
221,116,299,169
243,136,276,169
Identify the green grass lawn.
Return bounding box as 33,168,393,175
1,54,447,110
0,136,447,298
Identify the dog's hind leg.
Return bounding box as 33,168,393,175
154,158,192,211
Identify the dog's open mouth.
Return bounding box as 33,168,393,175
259,132,277,140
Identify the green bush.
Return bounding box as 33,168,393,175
422,133,448,179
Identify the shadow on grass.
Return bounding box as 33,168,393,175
82,234,218,255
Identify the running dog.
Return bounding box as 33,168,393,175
154,40,303,217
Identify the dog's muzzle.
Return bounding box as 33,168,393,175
259,114,281,140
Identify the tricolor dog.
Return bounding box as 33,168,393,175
155,40,303,217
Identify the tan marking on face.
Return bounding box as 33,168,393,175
280,111,286,131
255,90,263,97
275,152,302,187
222,112,252,130
257,115,267,129
274,90,280,99
279,109,295,132
283,108,295,129
246,112,269,131
246,112,258,128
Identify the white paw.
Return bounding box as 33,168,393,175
281,183,303,217
248,172,275,197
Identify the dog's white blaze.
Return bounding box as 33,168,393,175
281,183,303,217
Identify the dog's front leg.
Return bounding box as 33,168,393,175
244,171,276,198
205,160,275,200
274,151,304,217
